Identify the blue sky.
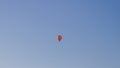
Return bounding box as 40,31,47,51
0,0,120,68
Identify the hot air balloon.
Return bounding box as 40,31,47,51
57,35,62,42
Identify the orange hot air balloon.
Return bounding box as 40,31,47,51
57,35,62,42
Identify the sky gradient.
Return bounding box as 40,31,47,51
0,0,120,68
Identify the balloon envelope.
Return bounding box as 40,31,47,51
57,35,62,42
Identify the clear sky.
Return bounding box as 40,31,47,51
0,0,120,68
